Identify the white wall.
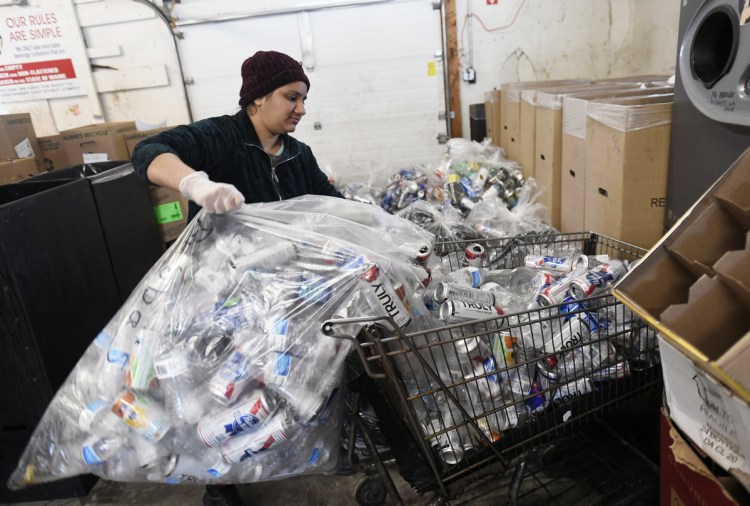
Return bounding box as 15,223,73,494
455,0,681,137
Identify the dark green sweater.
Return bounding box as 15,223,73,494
131,110,342,220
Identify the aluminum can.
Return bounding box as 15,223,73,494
552,377,593,405
438,298,503,323
590,360,630,382
219,412,295,464
536,267,587,306
415,243,432,266
472,357,503,401
568,260,628,299
525,379,547,415
434,282,495,306
360,264,412,328
206,343,257,404
273,384,329,423
543,315,590,354
197,390,276,447
125,329,159,391
460,243,485,268
111,390,171,442
525,254,587,272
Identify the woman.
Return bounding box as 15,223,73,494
132,50,341,221
132,50,342,506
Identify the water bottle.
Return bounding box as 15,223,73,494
154,351,204,424
482,267,542,303
445,266,488,288
78,399,121,439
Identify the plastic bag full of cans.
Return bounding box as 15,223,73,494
8,195,437,490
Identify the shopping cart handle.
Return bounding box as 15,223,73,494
321,316,399,380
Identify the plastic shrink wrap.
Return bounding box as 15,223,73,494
8,196,436,489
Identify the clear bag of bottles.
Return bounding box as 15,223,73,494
8,196,436,490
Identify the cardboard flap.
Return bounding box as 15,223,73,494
714,238,750,308
615,247,695,316
713,153,750,229
716,331,750,395
667,201,747,278
660,275,750,360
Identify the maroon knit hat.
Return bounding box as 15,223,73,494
238,51,310,109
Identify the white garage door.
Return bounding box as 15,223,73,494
176,0,446,184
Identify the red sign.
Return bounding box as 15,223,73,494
0,59,76,87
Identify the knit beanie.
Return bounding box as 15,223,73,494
238,51,310,109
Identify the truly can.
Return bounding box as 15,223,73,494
434,282,495,306
360,264,412,328
111,390,172,442
438,298,503,323
125,329,159,391
525,254,587,272
552,377,592,405
460,243,485,268
197,390,276,448
568,260,628,299
536,267,588,306
206,343,257,404
542,315,590,354
220,412,295,464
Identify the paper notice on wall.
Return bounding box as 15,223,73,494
135,118,167,132
0,7,86,103
82,152,109,164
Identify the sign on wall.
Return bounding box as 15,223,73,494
0,6,86,102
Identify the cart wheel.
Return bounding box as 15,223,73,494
355,476,387,506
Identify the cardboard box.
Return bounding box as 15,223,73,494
0,113,43,173
661,406,749,505
614,147,750,488
584,94,673,248
0,157,39,186
484,90,502,146
518,90,537,179
59,122,137,166
149,185,188,243
499,79,587,163
560,86,674,232
124,127,171,159
37,134,71,172
529,83,658,229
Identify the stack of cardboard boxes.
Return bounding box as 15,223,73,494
0,114,187,245
489,76,673,248
0,113,44,185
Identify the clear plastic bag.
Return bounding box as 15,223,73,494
9,196,435,489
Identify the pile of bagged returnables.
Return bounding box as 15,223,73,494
338,138,550,244
8,142,655,489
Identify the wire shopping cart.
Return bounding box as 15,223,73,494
323,232,663,505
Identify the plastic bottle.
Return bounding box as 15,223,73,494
445,266,489,288
482,267,542,302
154,351,204,424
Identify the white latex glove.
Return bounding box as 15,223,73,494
178,171,244,214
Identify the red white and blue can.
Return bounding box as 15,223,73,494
568,260,628,299
197,390,276,448
525,254,588,272
460,243,485,268
219,412,295,464
207,344,257,404
536,267,587,306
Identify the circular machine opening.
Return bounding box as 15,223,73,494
691,7,739,89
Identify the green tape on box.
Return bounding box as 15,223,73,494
154,201,184,224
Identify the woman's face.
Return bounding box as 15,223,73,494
253,82,308,135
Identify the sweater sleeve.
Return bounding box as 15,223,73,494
131,117,233,184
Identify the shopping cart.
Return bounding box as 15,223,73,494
323,232,663,505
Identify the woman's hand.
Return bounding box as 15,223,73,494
179,171,244,213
